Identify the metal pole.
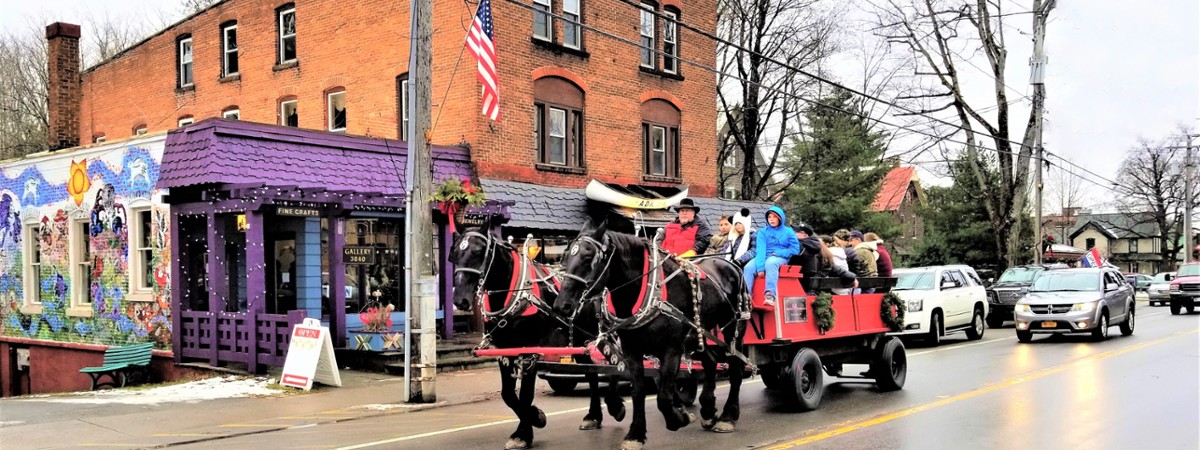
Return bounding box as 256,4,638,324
404,0,437,403
1030,0,1052,265
1186,135,1195,264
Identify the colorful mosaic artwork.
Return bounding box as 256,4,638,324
0,143,172,349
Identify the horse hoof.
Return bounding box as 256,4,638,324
579,419,601,430
609,404,626,422
701,417,716,430
712,421,736,433
505,438,529,450
619,440,644,450
686,412,697,426
533,408,548,429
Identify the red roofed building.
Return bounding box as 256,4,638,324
872,165,925,262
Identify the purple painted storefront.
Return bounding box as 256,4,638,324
158,119,490,372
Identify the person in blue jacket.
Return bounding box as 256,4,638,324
743,206,801,307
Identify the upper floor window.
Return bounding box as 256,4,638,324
133,125,148,135
641,99,680,179
278,5,297,63
178,116,194,127
327,89,347,132
662,9,678,73
397,74,410,140
1129,238,1139,253
723,153,737,168
563,0,582,48
222,22,239,77
639,4,655,68
223,107,240,120
280,98,299,127
178,36,194,87
93,135,107,144
1086,237,1096,250
532,0,552,41
724,186,737,199
533,76,585,169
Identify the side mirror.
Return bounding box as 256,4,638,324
940,280,957,290
1166,275,1175,281
1105,283,1118,291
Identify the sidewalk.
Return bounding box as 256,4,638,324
0,365,516,449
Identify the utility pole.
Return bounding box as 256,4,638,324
1186,134,1195,263
1030,0,1054,265
404,0,436,403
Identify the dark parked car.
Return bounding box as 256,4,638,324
986,265,1063,328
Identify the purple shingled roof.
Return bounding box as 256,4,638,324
159,118,473,194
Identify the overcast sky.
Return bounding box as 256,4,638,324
4,0,1198,212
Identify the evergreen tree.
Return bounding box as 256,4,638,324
783,88,896,237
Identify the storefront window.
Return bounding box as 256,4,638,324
343,218,403,314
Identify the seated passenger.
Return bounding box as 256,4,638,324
817,235,857,295
725,209,756,265
743,206,800,307
705,215,733,255
658,198,712,258
788,223,823,288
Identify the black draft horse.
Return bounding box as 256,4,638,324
451,224,626,450
553,220,749,450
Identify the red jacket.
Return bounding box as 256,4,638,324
660,219,712,255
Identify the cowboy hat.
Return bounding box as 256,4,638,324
673,198,700,212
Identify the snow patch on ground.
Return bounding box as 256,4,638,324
352,401,446,411
22,376,282,405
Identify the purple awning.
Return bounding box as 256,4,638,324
159,118,472,194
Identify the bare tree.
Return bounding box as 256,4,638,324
870,0,1054,268
1043,159,1085,242
1114,133,1199,271
717,0,840,201
181,0,222,15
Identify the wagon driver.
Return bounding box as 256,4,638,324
658,198,713,258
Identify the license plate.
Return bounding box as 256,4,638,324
1041,321,1057,328
559,356,575,364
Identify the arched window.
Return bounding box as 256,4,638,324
641,99,680,179
533,76,584,168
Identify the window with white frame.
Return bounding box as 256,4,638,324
724,186,737,199
662,10,678,73
222,23,239,76
563,0,582,48
281,99,299,127
134,126,147,135
724,153,737,168
398,75,409,140
278,6,297,63
178,36,193,87
22,224,41,308
178,116,194,127
648,125,667,175
1129,238,1139,253
532,0,552,40
130,208,154,295
93,135,107,144
70,219,93,311
223,108,240,120
639,4,655,67
327,90,347,132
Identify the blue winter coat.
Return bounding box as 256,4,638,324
753,206,801,270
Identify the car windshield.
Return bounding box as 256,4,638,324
998,267,1041,283
1030,272,1098,292
1178,265,1200,277
894,271,936,291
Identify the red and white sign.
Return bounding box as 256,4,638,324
281,318,342,390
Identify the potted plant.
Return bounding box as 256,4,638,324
347,300,400,352
430,178,486,233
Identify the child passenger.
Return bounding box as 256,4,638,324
742,206,800,307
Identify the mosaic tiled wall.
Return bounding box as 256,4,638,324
0,140,172,349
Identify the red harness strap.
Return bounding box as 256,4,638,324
484,250,539,319
605,250,665,317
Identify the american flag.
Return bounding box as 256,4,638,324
466,0,501,121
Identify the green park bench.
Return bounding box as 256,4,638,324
79,342,155,390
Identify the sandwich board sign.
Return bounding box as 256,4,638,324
281,318,342,390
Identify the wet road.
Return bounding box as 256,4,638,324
182,308,1200,449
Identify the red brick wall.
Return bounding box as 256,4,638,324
77,0,717,195
47,23,82,150
0,341,204,396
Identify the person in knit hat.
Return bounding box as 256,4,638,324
724,208,757,265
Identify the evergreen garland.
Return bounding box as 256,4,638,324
813,293,836,334
881,292,906,331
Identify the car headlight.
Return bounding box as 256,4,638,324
907,299,923,312
1017,304,1032,313
1071,302,1097,312
1170,284,1181,292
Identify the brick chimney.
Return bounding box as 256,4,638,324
46,22,81,151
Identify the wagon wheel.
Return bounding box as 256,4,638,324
871,337,907,392
789,348,824,411
547,379,578,394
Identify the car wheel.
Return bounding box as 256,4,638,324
1188,302,1197,314
1091,312,1109,341
986,314,1005,329
1016,329,1032,343
1120,305,1135,336
1171,300,1183,315
547,379,578,394
789,348,824,411
927,313,942,346
965,307,985,341
871,337,906,392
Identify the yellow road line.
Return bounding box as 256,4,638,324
219,423,294,428
761,327,1200,449
150,433,211,437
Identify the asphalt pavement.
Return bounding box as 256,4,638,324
3,301,1197,449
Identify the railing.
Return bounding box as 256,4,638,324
179,310,306,373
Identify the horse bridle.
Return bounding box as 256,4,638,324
559,234,617,305
453,231,500,311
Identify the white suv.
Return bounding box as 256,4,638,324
890,265,989,345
